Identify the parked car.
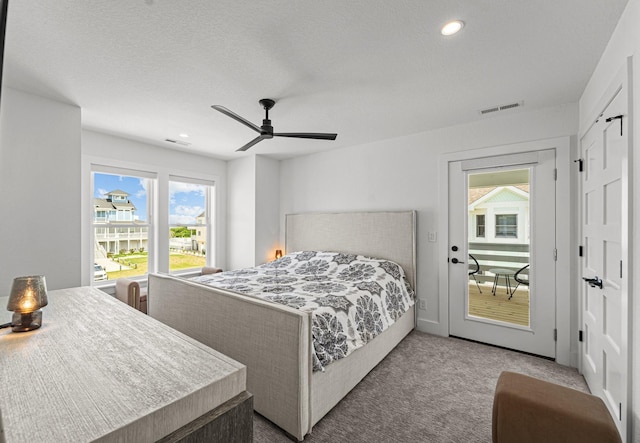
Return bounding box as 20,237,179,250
94,263,108,281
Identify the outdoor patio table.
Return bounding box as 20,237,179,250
489,268,516,299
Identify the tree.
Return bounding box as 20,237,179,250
170,226,194,238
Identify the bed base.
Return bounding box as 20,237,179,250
149,273,414,440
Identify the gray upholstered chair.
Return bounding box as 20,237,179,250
115,278,147,314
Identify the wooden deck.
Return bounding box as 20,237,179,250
467,281,530,327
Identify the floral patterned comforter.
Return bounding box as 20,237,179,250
189,251,415,371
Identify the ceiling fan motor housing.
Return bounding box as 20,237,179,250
260,99,275,137
261,118,274,138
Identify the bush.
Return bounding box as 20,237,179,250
139,247,145,253
119,249,127,255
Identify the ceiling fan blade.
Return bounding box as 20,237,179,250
236,135,266,152
273,132,337,140
211,105,261,133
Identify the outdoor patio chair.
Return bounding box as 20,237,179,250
469,254,482,293
513,264,529,292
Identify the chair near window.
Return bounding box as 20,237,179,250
469,254,482,293
513,264,530,292
115,278,147,314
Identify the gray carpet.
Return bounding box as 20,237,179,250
254,330,588,442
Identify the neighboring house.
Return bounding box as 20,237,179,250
94,189,135,222
94,190,148,254
468,185,530,277
468,185,529,244
191,211,207,254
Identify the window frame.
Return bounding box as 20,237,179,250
167,176,214,275
87,162,218,287
475,214,486,238
495,213,518,239
90,166,156,285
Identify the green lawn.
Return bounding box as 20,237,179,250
106,252,206,280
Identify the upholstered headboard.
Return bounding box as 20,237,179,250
285,211,417,289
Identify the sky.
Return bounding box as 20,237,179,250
94,173,206,225
168,181,206,225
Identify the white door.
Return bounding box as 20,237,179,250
448,149,556,358
579,70,629,441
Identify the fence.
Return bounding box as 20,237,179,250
169,237,198,251
468,242,529,285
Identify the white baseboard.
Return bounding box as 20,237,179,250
416,318,447,336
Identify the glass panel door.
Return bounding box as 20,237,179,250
449,148,555,358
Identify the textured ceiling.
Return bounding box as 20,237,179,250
3,0,629,159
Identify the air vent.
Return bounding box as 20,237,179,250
165,138,192,147
479,101,524,115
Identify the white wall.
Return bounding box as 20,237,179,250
280,103,578,355
227,156,256,270
579,0,640,440
0,88,81,292
255,155,281,264
81,130,228,280
227,154,281,269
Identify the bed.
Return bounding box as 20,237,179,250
148,211,416,440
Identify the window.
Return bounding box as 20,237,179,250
495,214,517,238
89,165,216,285
92,169,153,283
476,214,485,238
168,177,213,273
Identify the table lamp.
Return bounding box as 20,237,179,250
275,249,283,260
6,275,48,332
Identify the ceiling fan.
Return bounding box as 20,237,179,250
211,98,338,152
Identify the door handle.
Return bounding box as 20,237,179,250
582,276,603,289
451,258,465,264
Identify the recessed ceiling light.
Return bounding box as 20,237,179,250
179,133,189,138
441,20,464,36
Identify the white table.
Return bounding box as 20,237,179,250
0,286,251,443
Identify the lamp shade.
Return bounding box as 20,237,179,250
7,275,48,313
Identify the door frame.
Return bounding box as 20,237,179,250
437,136,573,365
